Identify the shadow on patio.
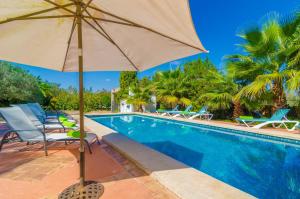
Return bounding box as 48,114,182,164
0,136,178,199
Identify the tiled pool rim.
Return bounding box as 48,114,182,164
87,113,300,147
83,113,256,199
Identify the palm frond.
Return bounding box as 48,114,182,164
285,70,300,91
162,95,178,104
199,92,233,110
179,97,191,106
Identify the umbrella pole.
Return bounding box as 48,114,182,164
58,1,104,198
77,0,85,187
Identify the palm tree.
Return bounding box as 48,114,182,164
126,81,151,112
198,74,238,111
227,13,300,112
286,12,300,69
286,15,300,92
153,68,191,108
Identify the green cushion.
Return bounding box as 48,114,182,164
181,111,190,115
67,130,86,138
239,116,254,120
63,121,76,127
59,116,68,122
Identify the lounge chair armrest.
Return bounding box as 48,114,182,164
5,129,45,141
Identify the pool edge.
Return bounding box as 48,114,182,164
83,114,255,199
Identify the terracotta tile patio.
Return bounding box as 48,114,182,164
0,126,178,199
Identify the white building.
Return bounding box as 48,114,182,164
111,88,156,113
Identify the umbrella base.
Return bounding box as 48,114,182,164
58,181,104,199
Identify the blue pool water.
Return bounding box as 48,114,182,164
90,114,300,198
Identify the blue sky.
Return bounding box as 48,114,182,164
15,0,300,91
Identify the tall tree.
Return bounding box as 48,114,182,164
119,71,138,91
286,14,300,93
227,13,300,112
116,71,138,103
0,61,43,106
152,68,191,108
126,80,151,112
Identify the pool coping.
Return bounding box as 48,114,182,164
83,113,255,199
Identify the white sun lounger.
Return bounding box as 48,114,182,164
157,105,179,116
188,106,213,120
253,120,299,131
236,109,299,131
171,105,193,118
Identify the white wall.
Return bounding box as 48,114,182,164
120,100,134,113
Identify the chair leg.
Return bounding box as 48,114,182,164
84,140,92,154
0,134,8,152
282,122,288,130
44,141,48,156
96,136,101,145
242,121,250,127
0,141,4,152
290,122,299,131
274,123,283,128
189,114,198,120
0,132,12,152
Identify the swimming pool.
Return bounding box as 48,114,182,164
90,114,300,198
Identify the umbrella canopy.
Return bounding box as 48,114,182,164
0,0,207,71
0,0,207,197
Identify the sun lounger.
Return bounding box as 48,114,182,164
0,106,99,155
236,109,299,131
156,105,179,116
252,120,299,131
170,105,193,117
188,106,213,120
28,103,75,122
13,104,78,132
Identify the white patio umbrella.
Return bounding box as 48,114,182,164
0,0,207,198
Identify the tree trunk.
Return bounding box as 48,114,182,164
272,80,286,113
233,100,244,118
